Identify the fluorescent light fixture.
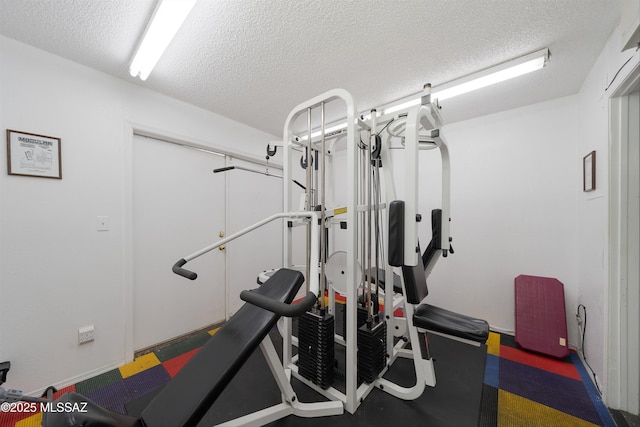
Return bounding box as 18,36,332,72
296,49,548,140
129,0,197,81
384,48,549,114
298,122,349,141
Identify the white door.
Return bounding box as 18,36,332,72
132,135,226,351
225,158,283,316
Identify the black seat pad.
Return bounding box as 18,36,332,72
413,304,489,343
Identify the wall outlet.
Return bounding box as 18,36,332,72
78,325,95,344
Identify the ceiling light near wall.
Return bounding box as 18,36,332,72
383,48,549,114
299,49,549,140
129,0,197,81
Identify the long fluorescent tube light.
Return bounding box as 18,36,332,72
298,122,349,141
129,0,197,81
383,48,549,114
296,49,549,141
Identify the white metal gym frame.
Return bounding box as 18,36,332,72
376,84,451,398
277,85,453,415
172,210,345,425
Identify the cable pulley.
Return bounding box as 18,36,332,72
300,153,313,169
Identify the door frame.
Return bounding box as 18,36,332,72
607,58,640,413
123,122,282,362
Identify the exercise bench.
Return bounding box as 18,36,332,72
43,268,339,427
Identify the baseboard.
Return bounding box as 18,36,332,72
134,321,224,358
489,326,515,335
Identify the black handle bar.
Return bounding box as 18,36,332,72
213,166,235,173
240,290,317,317
172,258,197,280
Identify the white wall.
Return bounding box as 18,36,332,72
0,35,276,393
575,33,612,394
409,96,581,342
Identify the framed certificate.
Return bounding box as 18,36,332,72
7,129,62,179
583,150,595,192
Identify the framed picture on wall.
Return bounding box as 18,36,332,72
6,129,62,179
583,150,595,192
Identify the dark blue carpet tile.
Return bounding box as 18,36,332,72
85,378,131,414
499,358,601,424
484,354,499,388
570,352,617,427
122,364,171,401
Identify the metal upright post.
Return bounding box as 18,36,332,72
344,97,358,414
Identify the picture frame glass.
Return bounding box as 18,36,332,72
7,129,62,179
583,151,595,192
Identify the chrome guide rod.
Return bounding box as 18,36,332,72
306,107,313,293
320,101,327,310
371,110,380,312
366,111,373,321
360,125,367,317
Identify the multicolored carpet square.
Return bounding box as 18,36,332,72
480,332,616,427
2,330,618,426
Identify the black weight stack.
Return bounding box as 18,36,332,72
357,317,386,383
298,309,335,389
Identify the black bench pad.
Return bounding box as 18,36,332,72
413,304,489,343
141,268,304,427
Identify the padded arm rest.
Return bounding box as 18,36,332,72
240,289,316,317
413,303,489,344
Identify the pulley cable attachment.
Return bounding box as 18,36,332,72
371,134,382,167
266,144,277,158
300,153,313,169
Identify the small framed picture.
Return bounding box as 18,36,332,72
583,150,595,192
6,129,62,179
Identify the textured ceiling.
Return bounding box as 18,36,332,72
0,0,621,137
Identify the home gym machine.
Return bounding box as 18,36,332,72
276,86,488,415
43,86,488,426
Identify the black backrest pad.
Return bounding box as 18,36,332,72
402,242,429,304
388,200,428,304
388,200,404,267
140,268,304,427
422,209,442,268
